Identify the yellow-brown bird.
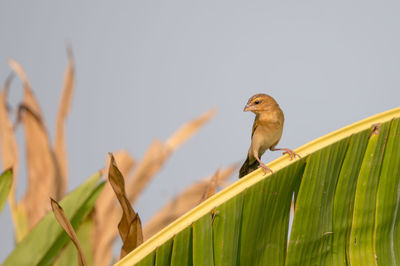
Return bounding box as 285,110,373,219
239,93,299,178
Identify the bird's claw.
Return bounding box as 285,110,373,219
258,163,273,175
282,149,301,160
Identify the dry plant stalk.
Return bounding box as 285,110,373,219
143,164,237,240
127,108,217,203
126,140,166,203
108,153,143,259
54,47,75,196
0,75,18,208
93,151,135,266
200,168,221,202
50,198,87,266
9,59,62,230
165,108,216,150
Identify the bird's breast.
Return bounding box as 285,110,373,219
252,123,283,156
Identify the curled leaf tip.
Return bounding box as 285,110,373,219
8,59,30,88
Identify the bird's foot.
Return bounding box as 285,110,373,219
258,162,273,175
281,148,301,160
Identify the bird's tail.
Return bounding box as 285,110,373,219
239,156,259,178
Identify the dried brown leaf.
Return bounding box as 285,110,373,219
200,168,220,202
0,76,27,242
50,198,87,266
143,164,236,240
54,48,75,197
165,108,216,151
93,151,135,266
126,109,217,204
9,60,62,229
0,75,18,208
126,140,167,203
96,150,135,218
108,153,143,259
8,59,42,115
18,104,61,228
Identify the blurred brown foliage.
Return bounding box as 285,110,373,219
0,51,236,265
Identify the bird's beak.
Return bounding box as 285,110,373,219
243,103,251,112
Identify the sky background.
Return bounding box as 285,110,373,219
1,0,400,261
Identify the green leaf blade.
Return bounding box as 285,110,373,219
349,122,390,265
155,239,173,266
287,138,349,266
332,129,370,265
0,168,12,213
239,159,305,266
3,172,104,266
192,214,214,266
375,118,400,265
170,226,192,266
136,252,155,266
212,193,243,266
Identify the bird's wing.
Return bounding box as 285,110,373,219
251,116,258,138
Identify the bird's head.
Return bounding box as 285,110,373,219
243,93,279,114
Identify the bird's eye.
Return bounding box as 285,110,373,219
254,100,260,105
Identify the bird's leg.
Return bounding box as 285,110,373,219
270,147,301,160
254,154,273,174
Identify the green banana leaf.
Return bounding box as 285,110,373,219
0,168,12,213
116,107,400,266
3,172,104,266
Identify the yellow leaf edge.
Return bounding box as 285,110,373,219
115,106,400,266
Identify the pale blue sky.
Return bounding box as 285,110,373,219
1,0,400,262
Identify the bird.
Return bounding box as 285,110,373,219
239,93,299,178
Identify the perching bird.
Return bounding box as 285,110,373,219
239,93,299,178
